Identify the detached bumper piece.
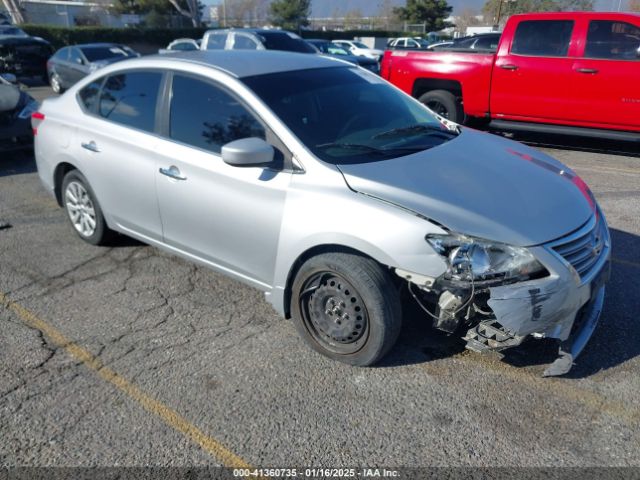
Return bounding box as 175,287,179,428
543,286,605,377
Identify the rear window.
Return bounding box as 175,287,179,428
258,32,316,53
97,71,161,132
511,20,574,57
206,33,227,50
81,46,135,62
585,20,640,60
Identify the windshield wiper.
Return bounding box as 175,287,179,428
373,123,458,140
315,142,388,153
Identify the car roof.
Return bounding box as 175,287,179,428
0,36,49,45
204,28,294,35
66,43,125,49
140,50,347,78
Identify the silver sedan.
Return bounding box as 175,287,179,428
33,51,610,375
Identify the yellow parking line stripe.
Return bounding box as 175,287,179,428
0,291,252,468
612,257,640,269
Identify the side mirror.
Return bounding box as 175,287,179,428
0,73,17,84
222,137,274,168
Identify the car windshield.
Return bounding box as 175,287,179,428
352,41,368,49
313,42,350,55
243,67,458,165
258,32,316,53
81,46,135,62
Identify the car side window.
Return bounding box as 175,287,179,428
585,20,640,60
169,74,265,155
206,33,227,50
53,47,69,60
475,35,499,51
97,71,162,132
511,20,574,57
233,34,259,50
69,48,83,65
78,77,104,113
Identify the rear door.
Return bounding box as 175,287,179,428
74,70,165,240
568,17,640,130
490,18,576,122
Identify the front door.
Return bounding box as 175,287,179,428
155,73,291,287
490,18,576,123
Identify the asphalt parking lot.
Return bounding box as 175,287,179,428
1,85,640,469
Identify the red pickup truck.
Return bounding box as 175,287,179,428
381,12,640,140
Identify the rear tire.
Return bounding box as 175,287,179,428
291,252,402,366
62,170,113,245
419,89,464,124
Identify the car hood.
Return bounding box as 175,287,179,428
336,128,594,247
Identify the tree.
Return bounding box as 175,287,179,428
376,0,401,30
344,8,364,30
1,0,24,24
482,0,593,26
111,0,202,26
455,7,481,35
628,0,640,11
269,0,311,32
394,0,453,32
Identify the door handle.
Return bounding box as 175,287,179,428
81,141,99,153
499,64,518,70
159,166,187,181
575,68,598,74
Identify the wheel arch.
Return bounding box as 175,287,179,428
281,243,399,320
53,161,79,206
412,78,462,102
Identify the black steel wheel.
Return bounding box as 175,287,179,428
418,89,464,124
291,252,402,366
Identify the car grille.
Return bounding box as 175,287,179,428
546,212,608,283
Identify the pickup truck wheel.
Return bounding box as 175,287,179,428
291,252,402,366
419,90,464,124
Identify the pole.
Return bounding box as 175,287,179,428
495,0,503,30
222,0,226,27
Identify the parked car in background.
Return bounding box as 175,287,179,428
426,41,454,50
381,12,640,140
306,39,379,74
159,38,200,54
47,43,140,94
0,73,37,153
201,28,316,53
388,37,430,50
332,40,384,61
429,32,501,51
33,50,609,376
0,25,28,37
0,36,53,80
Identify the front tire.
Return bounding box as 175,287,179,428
62,170,113,245
418,89,464,124
291,252,402,366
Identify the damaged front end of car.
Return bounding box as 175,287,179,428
396,210,611,377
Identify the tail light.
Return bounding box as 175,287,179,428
31,111,45,136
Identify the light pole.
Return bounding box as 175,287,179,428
494,0,516,30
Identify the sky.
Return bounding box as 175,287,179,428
308,0,624,16
208,0,630,16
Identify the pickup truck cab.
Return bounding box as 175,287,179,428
381,12,640,139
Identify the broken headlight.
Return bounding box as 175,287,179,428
426,234,545,283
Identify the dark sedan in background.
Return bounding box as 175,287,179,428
0,36,53,80
306,39,380,74
47,43,139,93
